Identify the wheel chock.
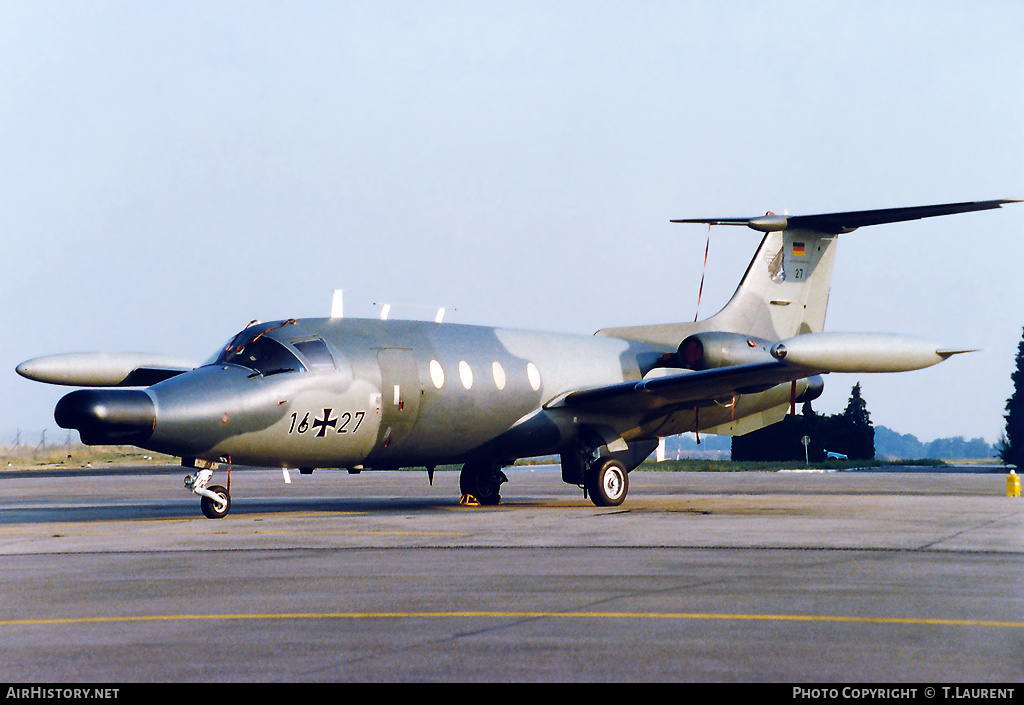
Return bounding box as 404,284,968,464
459,494,480,506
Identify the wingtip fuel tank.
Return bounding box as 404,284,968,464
15,353,195,387
770,332,971,373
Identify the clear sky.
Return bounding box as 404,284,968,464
2,1,1022,447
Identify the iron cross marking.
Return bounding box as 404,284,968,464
312,409,337,437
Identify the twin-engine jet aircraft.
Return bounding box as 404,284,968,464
17,200,1018,517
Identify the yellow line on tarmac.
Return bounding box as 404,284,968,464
2,611,1023,629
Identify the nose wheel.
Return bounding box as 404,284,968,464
200,485,231,519
185,468,232,519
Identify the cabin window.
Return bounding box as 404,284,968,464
459,361,473,389
492,361,506,390
429,360,445,389
527,362,542,391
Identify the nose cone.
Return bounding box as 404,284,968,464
55,389,155,445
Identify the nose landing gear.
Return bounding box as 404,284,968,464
185,468,232,519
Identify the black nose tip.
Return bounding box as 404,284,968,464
55,390,155,445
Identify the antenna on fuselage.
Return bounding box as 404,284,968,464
371,301,456,323
330,290,345,319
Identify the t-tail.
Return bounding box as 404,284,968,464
597,199,1019,346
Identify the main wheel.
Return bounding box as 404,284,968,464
586,459,629,507
200,485,231,519
459,461,507,506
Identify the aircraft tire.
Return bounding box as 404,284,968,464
200,485,231,519
587,459,628,507
459,462,505,506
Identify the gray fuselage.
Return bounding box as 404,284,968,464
135,317,792,470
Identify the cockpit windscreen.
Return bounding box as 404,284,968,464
213,335,305,376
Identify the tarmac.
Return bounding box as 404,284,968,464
0,465,1021,682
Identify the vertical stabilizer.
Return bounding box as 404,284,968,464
701,229,838,339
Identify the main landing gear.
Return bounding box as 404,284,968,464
457,456,628,507
585,457,629,507
560,439,653,507
185,468,231,519
459,460,508,506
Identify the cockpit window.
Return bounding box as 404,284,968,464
215,336,305,377
292,339,336,372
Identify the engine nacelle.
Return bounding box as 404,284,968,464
796,375,825,403
677,332,776,370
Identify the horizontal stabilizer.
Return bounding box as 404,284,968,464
16,353,196,387
671,199,1020,234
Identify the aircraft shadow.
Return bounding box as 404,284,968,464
0,495,526,524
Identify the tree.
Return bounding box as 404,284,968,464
730,386,875,461
730,412,803,461
999,328,1024,468
799,400,828,461
835,382,874,460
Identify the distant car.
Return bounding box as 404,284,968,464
825,451,848,460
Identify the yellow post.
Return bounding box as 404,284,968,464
1008,469,1021,498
